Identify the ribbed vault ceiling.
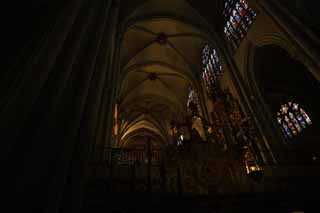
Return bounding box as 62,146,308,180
118,0,215,148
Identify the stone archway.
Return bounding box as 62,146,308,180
248,44,320,164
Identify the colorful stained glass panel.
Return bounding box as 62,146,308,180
277,101,312,139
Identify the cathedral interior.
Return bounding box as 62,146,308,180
2,0,320,212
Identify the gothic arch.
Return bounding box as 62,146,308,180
245,32,298,84
120,127,167,148
115,0,230,148
246,42,320,164
246,30,320,82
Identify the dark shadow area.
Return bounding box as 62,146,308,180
82,185,315,213
2,0,66,72
280,0,320,35
254,44,320,164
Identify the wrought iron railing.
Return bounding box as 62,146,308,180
90,147,163,165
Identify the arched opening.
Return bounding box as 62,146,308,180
253,44,320,164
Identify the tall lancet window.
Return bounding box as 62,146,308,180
277,101,312,139
223,0,256,48
201,44,222,93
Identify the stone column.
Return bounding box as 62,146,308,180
59,1,119,213
147,137,152,193
216,31,278,167
1,0,118,212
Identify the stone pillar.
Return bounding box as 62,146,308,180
59,1,119,213
177,166,183,196
160,151,167,192
130,163,136,192
1,0,118,212
216,30,278,167
147,137,152,193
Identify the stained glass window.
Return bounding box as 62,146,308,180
223,0,256,49
201,45,222,93
277,101,312,139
